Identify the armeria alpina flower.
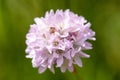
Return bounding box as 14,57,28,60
25,9,95,73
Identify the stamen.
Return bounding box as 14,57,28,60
56,49,64,54
53,41,59,46
49,27,56,34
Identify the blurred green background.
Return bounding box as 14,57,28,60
0,0,120,80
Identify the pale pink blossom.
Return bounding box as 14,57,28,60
25,9,95,73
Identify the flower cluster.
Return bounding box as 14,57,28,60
25,9,95,73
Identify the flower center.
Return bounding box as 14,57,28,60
56,49,64,54
49,27,56,34
53,41,59,46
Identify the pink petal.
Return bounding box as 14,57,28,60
38,66,47,73
34,18,43,25
74,56,82,67
64,52,71,59
79,52,90,58
49,65,55,73
71,49,75,57
56,56,63,67
68,60,73,67
83,42,92,49
48,57,54,68
68,66,74,72
60,66,67,73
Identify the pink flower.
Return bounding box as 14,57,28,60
25,9,95,73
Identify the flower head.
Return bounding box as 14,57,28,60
25,9,95,73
